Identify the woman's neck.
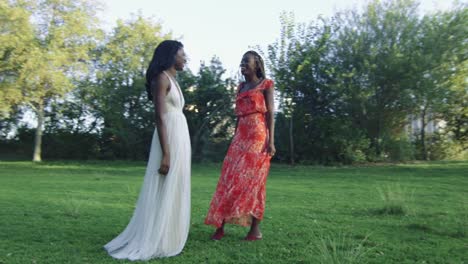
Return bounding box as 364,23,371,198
244,75,260,83
166,67,177,77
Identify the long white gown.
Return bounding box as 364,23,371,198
104,71,191,260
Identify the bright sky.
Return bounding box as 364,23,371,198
100,0,454,77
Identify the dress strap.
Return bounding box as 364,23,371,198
236,83,244,94
260,79,274,90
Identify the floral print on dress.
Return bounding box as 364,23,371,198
205,79,274,228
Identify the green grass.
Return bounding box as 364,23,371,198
0,160,466,263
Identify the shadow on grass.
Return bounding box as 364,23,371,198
406,222,466,238
366,207,406,216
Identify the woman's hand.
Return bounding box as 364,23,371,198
158,154,170,175
267,143,276,157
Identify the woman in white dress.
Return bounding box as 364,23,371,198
104,40,191,261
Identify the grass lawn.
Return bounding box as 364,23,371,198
0,160,466,263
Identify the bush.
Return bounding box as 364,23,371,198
383,135,415,162
426,132,467,160
0,127,101,160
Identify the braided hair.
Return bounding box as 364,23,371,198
244,50,266,79
145,40,184,101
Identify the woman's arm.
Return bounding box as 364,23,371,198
264,83,276,156
152,73,171,175
234,83,242,135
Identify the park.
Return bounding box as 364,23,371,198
1,0,466,263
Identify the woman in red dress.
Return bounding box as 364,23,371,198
205,51,275,241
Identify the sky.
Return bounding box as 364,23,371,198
100,0,454,77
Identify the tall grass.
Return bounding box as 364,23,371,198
376,183,414,215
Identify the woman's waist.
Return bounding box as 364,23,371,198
237,114,268,130
162,110,186,120
236,110,266,118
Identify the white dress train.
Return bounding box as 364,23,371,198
104,72,191,261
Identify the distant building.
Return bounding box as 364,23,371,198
406,113,446,138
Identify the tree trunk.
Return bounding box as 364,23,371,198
376,109,382,157
420,107,427,160
289,115,295,165
191,128,203,161
33,100,45,162
191,104,226,160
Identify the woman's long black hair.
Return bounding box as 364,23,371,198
145,40,184,101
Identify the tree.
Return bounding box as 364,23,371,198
333,0,422,159
438,6,468,151
0,0,34,118
92,15,172,159
267,12,367,164
1,0,101,161
266,1,467,164
181,57,236,161
266,12,299,164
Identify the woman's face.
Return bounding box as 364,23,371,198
239,53,257,76
174,48,187,71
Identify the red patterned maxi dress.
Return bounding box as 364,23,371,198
205,79,274,228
